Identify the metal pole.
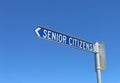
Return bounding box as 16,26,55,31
94,42,102,83
95,52,102,83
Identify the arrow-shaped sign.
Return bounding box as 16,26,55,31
35,26,95,53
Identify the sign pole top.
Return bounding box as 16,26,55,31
94,42,106,70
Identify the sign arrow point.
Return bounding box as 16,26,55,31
35,27,41,37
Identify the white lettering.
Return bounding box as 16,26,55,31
58,34,62,43
56,33,59,42
52,32,56,41
41,28,94,52
74,39,77,47
48,30,51,40
86,43,90,50
69,37,73,46
83,42,86,50
79,41,83,49
89,44,94,52
43,29,47,39
63,35,67,44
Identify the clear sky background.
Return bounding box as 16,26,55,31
0,0,120,83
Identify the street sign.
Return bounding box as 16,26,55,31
34,25,106,83
35,26,94,52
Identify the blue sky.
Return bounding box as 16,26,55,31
0,0,120,83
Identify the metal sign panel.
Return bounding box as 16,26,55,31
99,42,106,70
35,26,94,52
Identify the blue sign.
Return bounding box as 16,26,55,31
35,26,94,52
